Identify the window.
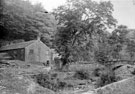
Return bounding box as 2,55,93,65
29,49,34,54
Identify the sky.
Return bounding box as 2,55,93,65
29,0,135,29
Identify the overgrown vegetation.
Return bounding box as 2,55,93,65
93,67,117,87
33,73,74,91
33,73,58,91
74,70,90,80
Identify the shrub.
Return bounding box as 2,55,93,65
33,73,73,91
96,69,116,87
57,81,67,89
33,73,58,91
131,69,135,75
93,68,102,77
74,70,90,80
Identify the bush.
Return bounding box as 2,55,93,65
94,50,109,65
74,70,90,80
96,69,116,87
33,73,73,91
57,81,67,89
131,69,135,75
33,73,58,91
93,68,102,77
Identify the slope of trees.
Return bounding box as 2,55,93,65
95,25,135,66
0,0,57,46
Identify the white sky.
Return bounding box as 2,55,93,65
29,0,135,29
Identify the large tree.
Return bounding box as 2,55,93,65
0,0,57,46
53,0,117,67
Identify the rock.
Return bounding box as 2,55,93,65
113,64,135,80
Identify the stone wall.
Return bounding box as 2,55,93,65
81,76,135,94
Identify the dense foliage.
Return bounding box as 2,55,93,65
93,67,117,87
0,0,57,46
53,0,117,67
33,73,74,91
74,69,90,80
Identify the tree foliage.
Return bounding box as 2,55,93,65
126,29,135,61
53,0,117,67
95,25,130,65
0,0,57,46
108,25,130,59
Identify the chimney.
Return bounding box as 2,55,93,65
37,33,41,41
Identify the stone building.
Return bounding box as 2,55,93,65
0,39,52,63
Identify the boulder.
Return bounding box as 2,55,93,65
113,64,135,80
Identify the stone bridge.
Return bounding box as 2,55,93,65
108,60,135,65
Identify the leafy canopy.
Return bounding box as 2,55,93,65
53,0,117,66
0,0,57,46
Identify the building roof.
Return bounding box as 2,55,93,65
0,40,37,51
